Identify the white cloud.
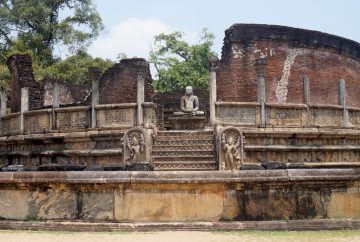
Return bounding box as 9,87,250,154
88,17,172,61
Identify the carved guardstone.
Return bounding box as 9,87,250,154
123,127,154,165
216,126,245,170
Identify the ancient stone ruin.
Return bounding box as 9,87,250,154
0,24,359,227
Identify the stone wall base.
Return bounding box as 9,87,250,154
0,170,359,222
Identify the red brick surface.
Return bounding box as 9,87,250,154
217,24,360,107
99,58,152,104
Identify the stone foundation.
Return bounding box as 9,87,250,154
0,169,358,222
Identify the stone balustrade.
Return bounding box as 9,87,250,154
0,102,156,136
215,101,359,128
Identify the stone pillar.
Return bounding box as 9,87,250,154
20,88,29,133
339,79,349,127
208,56,219,125
51,83,59,130
303,75,310,104
137,73,145,126
255,58,267,127
89,67,101,128
0,92,7,117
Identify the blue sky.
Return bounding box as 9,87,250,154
88,0,360,61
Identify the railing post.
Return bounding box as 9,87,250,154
255,58,267,127
303,75,310,104
137,73,145,126
51,83,59,130
0,92,7,117
89,67,101,129
208,56,219,126
303,75,311,126
20,87,29,133
339,79,350,127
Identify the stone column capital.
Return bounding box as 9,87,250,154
208,56,219,72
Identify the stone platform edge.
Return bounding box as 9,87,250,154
0,219,359,232
0,169,359,184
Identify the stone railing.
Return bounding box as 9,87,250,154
215,102,260,126
24,109,52,134
348,107,360,128
215,102,359,128
95,103,136,129
56,106,91,132
0,102,156,136
309,104,343,127
1,113,21,135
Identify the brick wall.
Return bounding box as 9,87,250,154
7,54,43,112
42,78,91,107
217,24,360,107
99,58,152,104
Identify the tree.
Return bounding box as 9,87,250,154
38,50,113,84
149,29,216,91
0,0,103,66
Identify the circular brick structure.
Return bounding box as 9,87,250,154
217,24,360,107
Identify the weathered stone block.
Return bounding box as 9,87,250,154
0,190,29,219
328,190,360,219
80,192,114,220
28,189,77,220
114,185,224,221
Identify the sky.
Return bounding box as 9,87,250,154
88,0,360,62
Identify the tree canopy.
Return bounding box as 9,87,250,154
149,29,216,91
0,0,103,66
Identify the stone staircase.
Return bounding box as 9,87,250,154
152,130,217,171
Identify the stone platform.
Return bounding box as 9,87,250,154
0,169,358,222
167,116,207,130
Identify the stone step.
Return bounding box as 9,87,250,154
155,136,213,142
153,156,214,162
154,140,214,146
157,131,213,136
152,150,214,157
154,161,217,171
152,144,214,151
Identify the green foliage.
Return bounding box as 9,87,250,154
0,0,111,88
0,0,103,66
36,51,113,84
149,28,216,91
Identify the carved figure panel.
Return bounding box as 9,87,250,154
217,106,256,125
217,127,245,170
123,128,146,164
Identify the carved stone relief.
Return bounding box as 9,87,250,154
1,115,20,135
57,110,89,131
217,126,245,170
25,113,50,133
266,108,305,126
349,110,360,127
123,128,146,164
311,108,342,126
97,108,135,128
217,106,256,125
